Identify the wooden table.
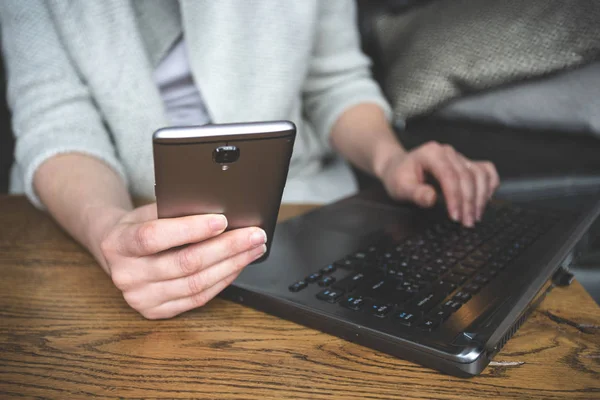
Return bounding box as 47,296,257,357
0,195,599,399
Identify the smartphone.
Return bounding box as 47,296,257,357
152,120,296,262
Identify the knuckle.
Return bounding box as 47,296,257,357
482,161,495,171
187,273,204,297
442,144,454,154
177,246,202,275
422,141,441,154
100,237,113,256
136,222,159,253
458,167,471,182
122,290,146,311
439,168,458,185
111,268,134,291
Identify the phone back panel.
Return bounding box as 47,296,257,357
153,122,296,260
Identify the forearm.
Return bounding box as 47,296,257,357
329,103,405,179
33,153,133,273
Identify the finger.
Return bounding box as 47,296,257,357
132,243,267,310
480,161,500,198
389,165,437,208
412,184,437,208
450,152,477,227
416,143,462,222
469,162,490,222
140,268,244,320
144,226,267,281
118,213,229,257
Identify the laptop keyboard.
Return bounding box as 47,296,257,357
288,204,560,332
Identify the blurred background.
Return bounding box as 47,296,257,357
0,0,598,303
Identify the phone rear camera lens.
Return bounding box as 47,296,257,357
213,145,240,164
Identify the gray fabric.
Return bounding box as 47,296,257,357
374,0,600,121
438,60,600,136
131,0,182,67
0,0,391,208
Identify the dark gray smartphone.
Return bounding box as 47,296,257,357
152,120,296,261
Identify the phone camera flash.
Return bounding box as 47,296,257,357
221,165,229,171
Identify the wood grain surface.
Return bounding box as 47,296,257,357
0,195,598,399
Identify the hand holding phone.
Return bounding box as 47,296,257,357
152,120,296,262
100,203,269,319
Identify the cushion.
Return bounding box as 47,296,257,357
374,0,600,121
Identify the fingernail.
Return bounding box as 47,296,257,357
209,215,227,232
250,229,267,246
424,190,435,206
465,216,474,228
451,209,459,222
253,244,267,258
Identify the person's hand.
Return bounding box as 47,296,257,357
377,141,499,227
98,203,267,319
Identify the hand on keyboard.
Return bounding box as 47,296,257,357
375,141,500,227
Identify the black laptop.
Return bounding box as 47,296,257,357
221,178,600,377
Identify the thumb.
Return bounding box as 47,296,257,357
396,182,437,208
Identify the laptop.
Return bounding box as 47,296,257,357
220,178,600,377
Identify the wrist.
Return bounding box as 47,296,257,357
82,204,129,271
372,139,406,179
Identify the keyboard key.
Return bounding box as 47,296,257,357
389,288,414,305
443,273,466,285
320,264,336,274
395,310,419,326
316,289,344,303
442,299,463,311
370,302,393,318
452,264,476,276
410,291,446,315
473,274,490,285
432,280,457,296
470,250,489,262
453,291,472,303
364,278,389,294
462,257,485,269
430,307,453,322
318,276,336,287
418,317,441,331
463,282,481,295
413,272,437,282
398,280,426,294
335,258,362,270
341,295,366,311
332,272,366,292
423,264,448,275
288,280,308,292
305,272,322,283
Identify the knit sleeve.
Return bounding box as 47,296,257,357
0,0,128,209
301,0,393,150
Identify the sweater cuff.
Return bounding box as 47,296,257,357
314,81,394,150
17,137,128,210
